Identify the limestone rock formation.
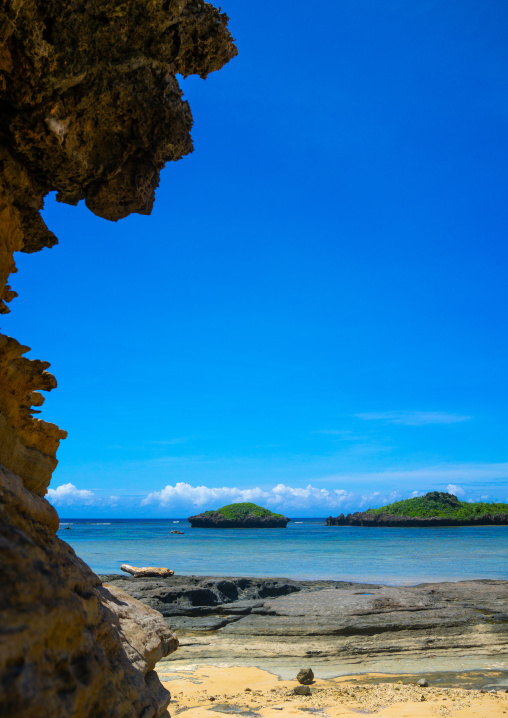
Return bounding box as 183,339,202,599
0,1,236,716
0,0,237,312
0,464,178,717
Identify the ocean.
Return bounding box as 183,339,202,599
58,518,508,585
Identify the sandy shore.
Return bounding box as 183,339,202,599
106,573,508,712
157,664,508,717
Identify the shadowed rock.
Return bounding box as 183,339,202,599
0,465,178,718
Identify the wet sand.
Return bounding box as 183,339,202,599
157,665,508,717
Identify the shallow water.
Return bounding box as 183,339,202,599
158,656,508,685
58,518,508,584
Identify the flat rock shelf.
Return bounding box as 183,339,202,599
101,574,508,677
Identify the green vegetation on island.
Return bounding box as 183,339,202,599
189,502,289,528
205,502,285,520
366,491,508,520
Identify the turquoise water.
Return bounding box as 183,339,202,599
58,519,508,584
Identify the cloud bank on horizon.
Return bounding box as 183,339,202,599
141,482,353,511
47,464,508,515
47,483,119,507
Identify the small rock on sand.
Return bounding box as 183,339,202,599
297,668,314,685
417,678,429,687
293,685,311,696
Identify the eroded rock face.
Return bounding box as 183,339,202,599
0,464,178,717
0,1,236,715
0,333,67,493
0,0,237,277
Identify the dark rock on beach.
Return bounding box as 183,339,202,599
297,668,314,684
99,575,301,617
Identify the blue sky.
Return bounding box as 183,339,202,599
5,0,508,517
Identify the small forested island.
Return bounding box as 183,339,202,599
188,502,290,528
326,491,508,527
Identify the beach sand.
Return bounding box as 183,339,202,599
157,664,508,717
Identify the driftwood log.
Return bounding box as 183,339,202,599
121,564,175,578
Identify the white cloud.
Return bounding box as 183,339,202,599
142,482,354,512
410,490,423,497
47,483,96,506
446,483,465,496
356,411,471,426
46,484,121,508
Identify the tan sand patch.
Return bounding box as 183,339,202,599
158,665,508,717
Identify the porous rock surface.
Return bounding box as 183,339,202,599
0,1,236,716
0,464,178,717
